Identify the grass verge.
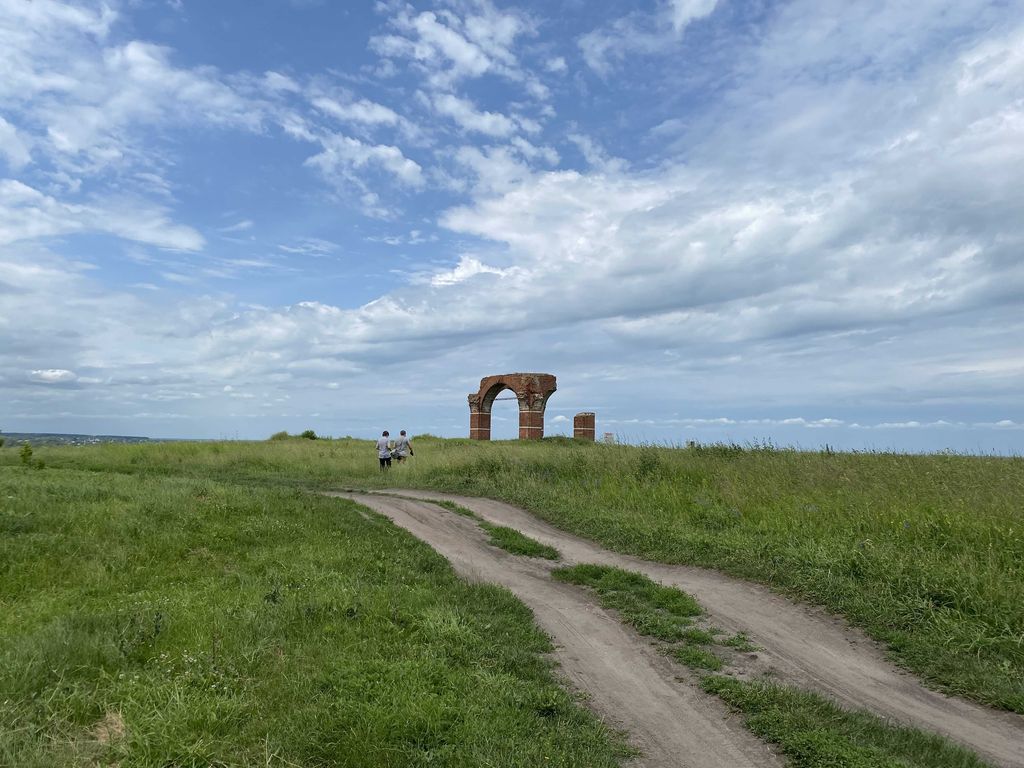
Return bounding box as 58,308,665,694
553,563,701,642
433,499,478,518
479,523,560,560
703,676,990,768
429,498,559,559
0,466,627,767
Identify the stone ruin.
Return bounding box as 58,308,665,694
467,373,596,441
573,412,596,441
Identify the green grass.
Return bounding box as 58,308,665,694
673,645,724,671
4,436,1022,712
722,631,758,652
681,627,717,645
479,523,560,560
553,563,701,642
703,676,990,768
432,499,478,518
0,466,629,767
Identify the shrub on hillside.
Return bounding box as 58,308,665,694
19,442,43,469
300,429,318,440
268,431,290,441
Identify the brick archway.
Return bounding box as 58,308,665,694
468,373,557,440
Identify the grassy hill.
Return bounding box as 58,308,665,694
2,436,1021,764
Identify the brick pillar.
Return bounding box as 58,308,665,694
469,408,491,440
574,412,596,441
519,408,545,440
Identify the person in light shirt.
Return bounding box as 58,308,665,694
394,430,414,463
376,430,392,471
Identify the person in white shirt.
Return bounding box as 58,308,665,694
376,430,392,471
394,430,413,462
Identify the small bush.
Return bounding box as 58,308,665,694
268,431,290,441
300,429,318,440
19,443,33,467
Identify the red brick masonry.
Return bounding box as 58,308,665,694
573,412,596,441
467,373,557,440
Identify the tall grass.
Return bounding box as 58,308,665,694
4,436,1022,712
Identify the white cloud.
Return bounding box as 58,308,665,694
667,0,719,33
451,145,534,194
304,132,425,189
371,11,491,85
9,35,263,167
430,93,516,136
30,369,77,384
429,256,512,287
262,70,301,93
579,16,667,75
278,237,338,255
0,179,204,250
509,136,559,165
0,0,115,47
567,133,626,172
219,219,253,234
370,2,540,94
545,56,567,74
579,0,718,74
313,95,403,127
0,117,32,169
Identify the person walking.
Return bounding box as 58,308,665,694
376,430,392,471
394,430,414,463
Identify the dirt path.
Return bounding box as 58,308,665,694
372,489,1024,768
334,491,782,768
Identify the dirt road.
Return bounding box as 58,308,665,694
335,490,1024,768
335,491,781,768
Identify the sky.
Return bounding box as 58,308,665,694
1,0,1022,451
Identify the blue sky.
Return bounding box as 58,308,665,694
1,0,1022,451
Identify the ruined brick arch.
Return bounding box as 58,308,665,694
468,373,557,440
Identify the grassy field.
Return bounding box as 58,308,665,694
3,434,1022,720
0,464,630,766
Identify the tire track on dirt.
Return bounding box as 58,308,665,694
332,491,782,768
381,489,1024,768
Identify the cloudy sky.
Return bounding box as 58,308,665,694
1,0,1022,450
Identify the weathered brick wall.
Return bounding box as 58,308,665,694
468,373,557,440
519,408,545,439
573,412,596,441
469,410,491,440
